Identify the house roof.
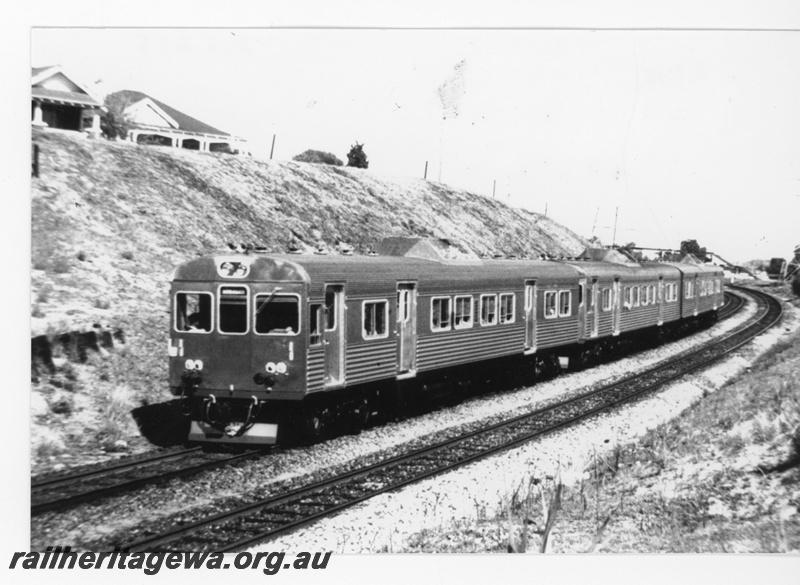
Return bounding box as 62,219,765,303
31,65,104,109
32,87,104,107
108,90,233,138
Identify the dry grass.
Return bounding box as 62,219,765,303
403,321,800,553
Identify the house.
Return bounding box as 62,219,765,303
31,65,105,136
106,90,247,154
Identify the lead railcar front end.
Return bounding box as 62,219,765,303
169,255,313,445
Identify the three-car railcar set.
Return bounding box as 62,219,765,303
168,244,724,445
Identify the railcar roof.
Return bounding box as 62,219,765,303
563,260,682,279
661,262,724,276
172,253,582,283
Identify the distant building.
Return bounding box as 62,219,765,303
31,65,105,137
106,90,247,154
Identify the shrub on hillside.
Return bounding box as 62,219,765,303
346,142,369,169
293,150,343,166
101,93,136,141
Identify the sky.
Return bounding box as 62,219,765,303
28,17,800,264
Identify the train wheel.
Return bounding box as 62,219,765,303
575,348,593,371
305,407,329,442
355,396,373,428
529,358,543,382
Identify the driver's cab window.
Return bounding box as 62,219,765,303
255,294,300,335
175,292,213,333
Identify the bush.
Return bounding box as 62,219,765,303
293,149,343,166
346,142,369,169
101,93,136,140
767,258,786,277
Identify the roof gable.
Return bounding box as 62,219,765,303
108,90,232,137
31,65,103,107
126,98,180,129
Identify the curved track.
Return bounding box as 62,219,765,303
31,447,263,515
34,293,742,516
122,286,779,552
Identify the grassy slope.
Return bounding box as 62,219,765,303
404,289,800,553
29,129,587,466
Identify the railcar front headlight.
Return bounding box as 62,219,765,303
265,362,277,374
185,359,196,370
194,360,204,371
276,362,287,374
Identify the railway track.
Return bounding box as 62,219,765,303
33,292,742,517
31,446,263,515
122,286,778,552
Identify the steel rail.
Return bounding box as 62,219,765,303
32,447,204,490
32,448,263,515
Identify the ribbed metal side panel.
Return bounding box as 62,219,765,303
346,340,396,385
596,312,613,338
662,303,680,323
417,323,525,370
307,348,325,393
698,296,716,313
620,306,659,331
682,298,698,318
537,318,579,349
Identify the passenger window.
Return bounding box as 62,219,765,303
454,296,473,329
255,294,299,335
544,291,558,319
624,287,632,308
431,297,451,331
309,303,323,346
219,286,249,334
480,294,498,325
176,292,213,333
363,300,388,339
325,289,337,331
558,291,571,317
602,288,612,311
499,293,515,324
633,287,640,307
398,290,410,323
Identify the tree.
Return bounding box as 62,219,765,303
346,142,369,169
766,258,786,277
101,93,135,140
679,239,709,262
619,242,642,261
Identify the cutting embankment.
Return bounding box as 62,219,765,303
29,129,587,466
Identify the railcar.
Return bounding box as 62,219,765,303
168,241,724,446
